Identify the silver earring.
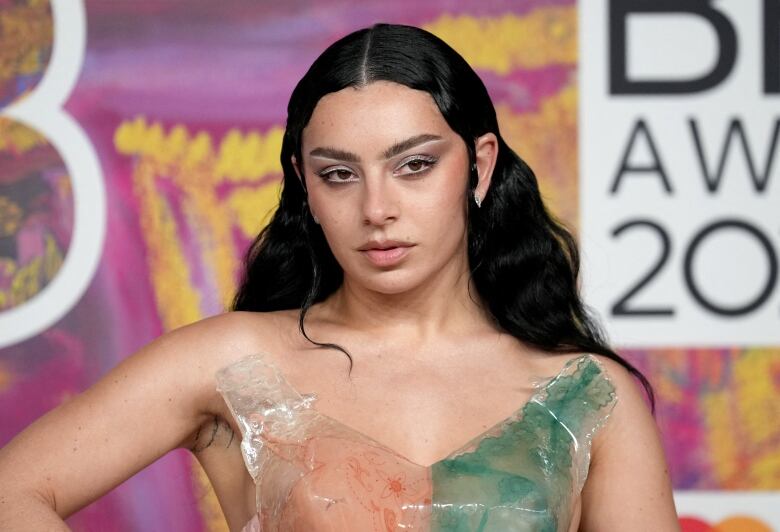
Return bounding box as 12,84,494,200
312,213,320,224
471,162,482,207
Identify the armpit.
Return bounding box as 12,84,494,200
189,415,236,453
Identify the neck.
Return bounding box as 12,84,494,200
317,249,495,343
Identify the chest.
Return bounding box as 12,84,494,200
283,354,539,468
214,352,615,531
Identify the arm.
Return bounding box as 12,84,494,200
578,359,680,531
0,313,251,530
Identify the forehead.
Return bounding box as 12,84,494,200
302,81,455,154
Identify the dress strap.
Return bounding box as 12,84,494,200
534,355,618,490
215,353,317,480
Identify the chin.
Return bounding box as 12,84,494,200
352,268,424,295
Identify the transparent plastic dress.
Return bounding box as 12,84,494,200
215,352,617,532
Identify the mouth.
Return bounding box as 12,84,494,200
358,241,415,267
357,239,415,251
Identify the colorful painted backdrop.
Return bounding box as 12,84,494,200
0,0,777,530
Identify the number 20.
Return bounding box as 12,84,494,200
610,218,778,317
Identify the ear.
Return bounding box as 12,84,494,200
473,132,498,204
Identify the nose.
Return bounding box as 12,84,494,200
361,176,399,226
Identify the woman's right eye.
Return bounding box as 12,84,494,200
318,167,358,183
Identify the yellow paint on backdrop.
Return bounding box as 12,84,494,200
424,7,576,74
0,118,49,153
495,84,578,224
704,391,740,485
704,350,780,487
133,159,202,330
228,185,283,238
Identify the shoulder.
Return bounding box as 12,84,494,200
576,355,679,528
586,354,653,433
527,352,654,448
526,351,647,399
124,310,299,416
154,310,296,366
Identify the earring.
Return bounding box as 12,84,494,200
312,213,320,224
471,163,482,207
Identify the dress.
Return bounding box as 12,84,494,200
216,352,616,532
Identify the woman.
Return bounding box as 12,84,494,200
0,23,678,531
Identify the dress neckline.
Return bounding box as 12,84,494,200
222,351,599,469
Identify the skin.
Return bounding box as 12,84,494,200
0,81,679,531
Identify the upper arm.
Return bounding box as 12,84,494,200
578,358,680,532
0,312,255,519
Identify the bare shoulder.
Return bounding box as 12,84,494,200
140,310,294,407
577,354,680,530
585,354,654,439
156,311,280,363
563,353,658,458
518,350,652,436
156,310,294,362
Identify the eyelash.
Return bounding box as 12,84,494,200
317,155,438,183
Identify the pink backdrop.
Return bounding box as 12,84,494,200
0,1,777,530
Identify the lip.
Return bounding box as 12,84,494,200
357,240,415,267
357,239,414,251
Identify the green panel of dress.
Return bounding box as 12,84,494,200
430,356,617,532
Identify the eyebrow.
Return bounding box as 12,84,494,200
308,133,443,162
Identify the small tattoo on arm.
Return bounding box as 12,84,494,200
191,415,235,453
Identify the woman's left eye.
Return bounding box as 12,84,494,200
396,155,437,175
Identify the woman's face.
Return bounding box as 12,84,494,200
298,81,482,295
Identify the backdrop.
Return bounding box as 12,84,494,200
0,0,777,530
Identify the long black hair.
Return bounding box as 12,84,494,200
232,23,654,407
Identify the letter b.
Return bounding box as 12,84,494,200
610,0,738,94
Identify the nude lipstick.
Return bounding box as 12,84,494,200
357,240,415,267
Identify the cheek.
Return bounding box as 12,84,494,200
313,205,357,255
414,182,468,242
431,167,469,215
308,191,341,228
